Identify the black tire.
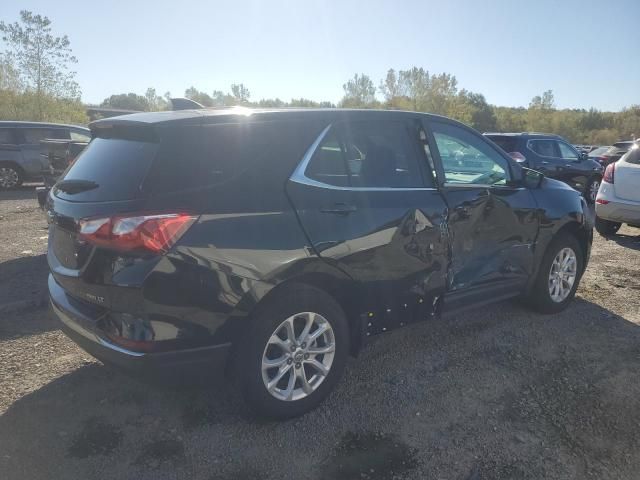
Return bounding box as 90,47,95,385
584,177,600,204
0,162,24,189
594,216,621,237
236,283,349,419
524,233,584,314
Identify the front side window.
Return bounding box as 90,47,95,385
430,122,509,185
528,139,558,158
70,130,91,142
556,141,579,160
305,120,427,188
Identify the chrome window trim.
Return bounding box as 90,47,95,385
289,123,437,192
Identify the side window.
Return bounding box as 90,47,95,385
556,141,579,160
70,130,91,142
0,128,15,144
306,120,427,188
430,122,509,185
21,128,68,144
528,139,558,158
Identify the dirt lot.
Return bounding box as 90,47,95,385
1,187,639,480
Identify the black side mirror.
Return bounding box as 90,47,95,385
579,152,588,161
521,167,544,189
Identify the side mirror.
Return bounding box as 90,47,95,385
521,167,544,189
579,152,588,161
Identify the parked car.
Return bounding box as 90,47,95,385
484,132,604,203
587,146,613,166
575,144,599,154
0,121,91,189
47,109,592,418
592,141,639,167
36,138,90,207
594,146,640,235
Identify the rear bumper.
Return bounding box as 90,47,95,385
596,200,640,224
49,274,231,381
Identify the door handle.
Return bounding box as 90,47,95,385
321,203,357,215
541,161,550,165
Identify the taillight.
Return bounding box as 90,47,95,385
597,156,609,165
508,151,527,163
595,199,609,205
603,163,615,184
79,212,197,254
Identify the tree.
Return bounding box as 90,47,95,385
144,87,168,111
341,73,377,107
184,86,214,107
527,90,555,132
101,93,149,111
230,83,250,104
0,10,80,120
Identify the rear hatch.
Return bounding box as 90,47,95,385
614,149,640,202
47,123,166,307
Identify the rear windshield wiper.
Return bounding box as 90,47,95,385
55,179,99,194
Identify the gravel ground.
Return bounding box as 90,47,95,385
1,187,639,480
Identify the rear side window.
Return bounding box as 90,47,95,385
528,139,557,157
486,135,518,153
624,148,640,165
21,128,69,144
306,120,427,188
57,137,157,202
0,128,16,144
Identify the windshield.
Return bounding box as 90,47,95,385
588,146,611,156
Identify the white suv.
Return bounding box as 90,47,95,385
595,145,640,235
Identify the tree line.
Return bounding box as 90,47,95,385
1,10,639,145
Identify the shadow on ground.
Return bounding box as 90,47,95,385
1,298,640,480
0,185,39,202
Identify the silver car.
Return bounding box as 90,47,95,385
0,121,90,189
595,145,640,235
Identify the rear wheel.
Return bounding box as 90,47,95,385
595,216,621,236
236,284,349,419
524,233,583,314
584,178,600,204
0,163,23,189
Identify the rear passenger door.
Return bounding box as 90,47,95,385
287,118,449,332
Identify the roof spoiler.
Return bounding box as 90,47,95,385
170,97,204,111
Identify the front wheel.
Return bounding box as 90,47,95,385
595,216,621,236
524,234,583,314
236,284,349,419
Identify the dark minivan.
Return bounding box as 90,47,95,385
48,109,592,418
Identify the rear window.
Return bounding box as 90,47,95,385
623,147,640,165
588,146,610,157
22,128,69,144
613,142,634,150
485,135,518,153
56,137,157,202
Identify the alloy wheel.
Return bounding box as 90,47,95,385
0,167,19,189
588,180,600,202
261,312,336,401
548,247,577,303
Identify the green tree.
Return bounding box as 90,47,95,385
341,73,377,107
230,83,250,105
101,93,149,111
144,87,168,111
0,10,81,120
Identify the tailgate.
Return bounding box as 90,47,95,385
614,157,640,202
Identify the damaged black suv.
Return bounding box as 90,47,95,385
47,108,592,418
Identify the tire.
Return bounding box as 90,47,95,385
236,283,349,419
0,162,24,189
584,177,600,204
594,216,621,237
524,233,584,314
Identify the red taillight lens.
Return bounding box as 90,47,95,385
603,163,615,184
508,151,527,163
79,212,197,254
595,199,609,205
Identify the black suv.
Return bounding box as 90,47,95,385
484,132,604,203
47,109,592,418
